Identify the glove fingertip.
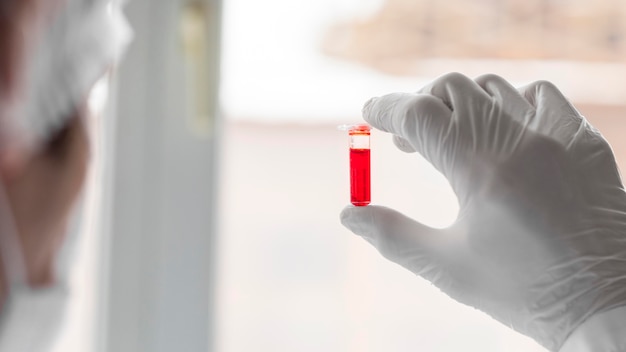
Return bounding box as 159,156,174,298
362,97,378,115
339,205,362,235
339,205,354,226
361,97,381,130
340,205,377,239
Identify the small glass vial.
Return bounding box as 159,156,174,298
340,124,371,206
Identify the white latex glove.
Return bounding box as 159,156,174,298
340,73,626,351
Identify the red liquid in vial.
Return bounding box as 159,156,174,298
350,148,370,206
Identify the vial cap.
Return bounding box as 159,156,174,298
337,124,371,133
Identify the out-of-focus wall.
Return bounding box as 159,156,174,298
323,0,626,75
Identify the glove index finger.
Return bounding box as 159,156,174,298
362,92,455,174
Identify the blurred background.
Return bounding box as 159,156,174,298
53,0,626,351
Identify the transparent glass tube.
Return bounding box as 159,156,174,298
340,124,371,206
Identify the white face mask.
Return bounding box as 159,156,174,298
0,0,131,155
0,181,84,352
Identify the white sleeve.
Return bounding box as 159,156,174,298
559,306,626,352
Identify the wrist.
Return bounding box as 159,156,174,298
559,306,626,352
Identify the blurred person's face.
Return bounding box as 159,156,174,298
0,0,90,307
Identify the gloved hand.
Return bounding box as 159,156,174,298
340,73,626,351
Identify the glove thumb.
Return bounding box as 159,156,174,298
340,205,449,281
